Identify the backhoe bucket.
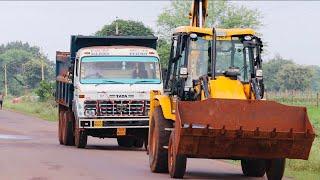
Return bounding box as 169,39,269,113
174,99,315,160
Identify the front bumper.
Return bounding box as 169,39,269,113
78,117,149,129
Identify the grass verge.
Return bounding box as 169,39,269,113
3,98,58,122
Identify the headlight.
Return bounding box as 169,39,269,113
85,109,96,116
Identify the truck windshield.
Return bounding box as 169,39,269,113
80,56,161,84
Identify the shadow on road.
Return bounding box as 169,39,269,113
86,144,146,152
185,171,260,179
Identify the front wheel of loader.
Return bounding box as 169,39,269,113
266,158,285,180
168,131,187,178
241,159,266,177
149,106,173,173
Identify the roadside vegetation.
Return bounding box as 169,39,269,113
3,96,57,122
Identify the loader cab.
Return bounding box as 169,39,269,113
164,26,264,100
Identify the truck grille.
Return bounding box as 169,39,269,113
84,100,150,117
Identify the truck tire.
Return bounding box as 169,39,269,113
62,111,75,146
241,159,266,177
75,129,87,148
117,136,134,147
266,158,285,180
58,110,64,145
134,138,144,148
168,131,187,178
149,106,173,173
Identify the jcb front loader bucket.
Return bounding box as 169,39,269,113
174,99,315,160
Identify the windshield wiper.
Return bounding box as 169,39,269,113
131,80,159,84
95,80,125,86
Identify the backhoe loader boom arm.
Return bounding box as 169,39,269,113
189,0,208,28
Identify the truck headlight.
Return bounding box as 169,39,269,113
85,109,96,116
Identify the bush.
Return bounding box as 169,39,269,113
35,81,54,101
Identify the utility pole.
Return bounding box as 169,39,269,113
4,64,8,96
115,16,119,35
41,58,44,81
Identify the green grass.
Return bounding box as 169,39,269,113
3,98,58,122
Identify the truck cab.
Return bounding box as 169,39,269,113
56,36,162,148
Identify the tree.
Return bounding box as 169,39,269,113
263,55,313,92
0,42,54,96
157,0,262,40
95,19,154,36
157,39,171,68
156,0,262,67
277,64,313,91
263,55,294,91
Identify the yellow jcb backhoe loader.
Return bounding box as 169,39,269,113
148,0,315,179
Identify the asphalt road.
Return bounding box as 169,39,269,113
0,109,274,180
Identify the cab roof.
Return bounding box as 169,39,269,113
174,26,255,37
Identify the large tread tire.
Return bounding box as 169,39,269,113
117,136,134,147
241,159,266,177
133,138,144,148
149,106,173,173
75,129,87,148
58,110,64,145
168,131,187,178
266,158,285,180
62,111,75,146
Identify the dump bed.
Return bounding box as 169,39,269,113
70,35,158,61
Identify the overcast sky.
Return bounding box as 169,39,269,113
0,1,319,65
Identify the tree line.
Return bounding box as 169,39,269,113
0,0,318,98
0,42,54,96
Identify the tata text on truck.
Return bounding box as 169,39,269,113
56,36,162,148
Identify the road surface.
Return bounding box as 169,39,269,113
0,109,278,180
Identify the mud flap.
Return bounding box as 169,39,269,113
174,98,315,160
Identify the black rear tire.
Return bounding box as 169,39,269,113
133,138,144,148
62,111,75,146
241,159,266,177
149,106,173,173
117,136,135,147
58,110,64,145
75,129,87,148
266,158,285,180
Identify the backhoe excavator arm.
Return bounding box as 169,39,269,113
189,0,208,28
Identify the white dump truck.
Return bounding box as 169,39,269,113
56,35,162,148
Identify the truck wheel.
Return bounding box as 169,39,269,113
58,111,64,145
266,158,285,180
134,138,144,148
241,159,266,177
144,137,148,151
75,129,87,148
149,106,173,173
62,111,75,146
168,131,187,178
117,136,134,147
